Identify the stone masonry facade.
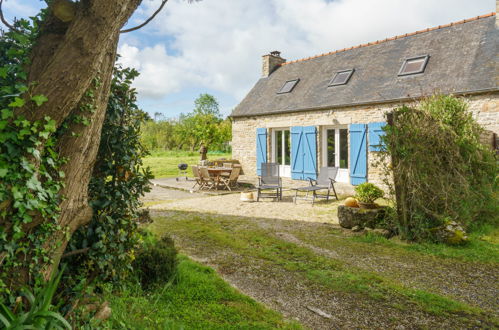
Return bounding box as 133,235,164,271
232,93,499,189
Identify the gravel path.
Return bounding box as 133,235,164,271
143,186,498,329
148,188,340,224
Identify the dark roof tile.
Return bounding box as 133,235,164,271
232,14,498,117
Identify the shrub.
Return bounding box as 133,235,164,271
133,235,178,289
379,95,498,241
354,183,384,204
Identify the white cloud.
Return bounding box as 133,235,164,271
118,0,495,103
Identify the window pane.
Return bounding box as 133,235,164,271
276,131,283,165
284,130,291,165
399,55,429,75
339,129,348,169
404,59,424,72
327,129,335,167
329,69,353,86
277,79,299,94
333,72,350,84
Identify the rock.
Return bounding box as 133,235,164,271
431,221,468,245
351,225,362,232
372,228,391,238
306,306,332,319
337,205,386,229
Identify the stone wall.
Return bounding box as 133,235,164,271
232,93,499,189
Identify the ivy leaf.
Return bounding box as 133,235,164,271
1,109,13,119
44,119,56,133
0,168,7,177
0,67,8,78
26,175,42,191
8,97,25,108
31,95,48,107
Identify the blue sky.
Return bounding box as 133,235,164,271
1,0,496,118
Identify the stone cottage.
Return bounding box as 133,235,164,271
230,12,498,189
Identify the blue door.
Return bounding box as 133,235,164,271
256,128,267,176
291,126,317,180
349,124,367,185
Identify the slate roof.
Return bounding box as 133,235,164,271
231,13,498,118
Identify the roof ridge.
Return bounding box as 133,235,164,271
280,12,496,66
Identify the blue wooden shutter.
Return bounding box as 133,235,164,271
349,124,367,185
303,126,317,180
368,122,386,151
291,126,304,179
256,128,267,176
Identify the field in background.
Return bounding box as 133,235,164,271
143,150,232,178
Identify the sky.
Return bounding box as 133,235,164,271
0,0,496,118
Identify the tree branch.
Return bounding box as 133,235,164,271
62,247,90,259
120,0,168,33
0,0,21,33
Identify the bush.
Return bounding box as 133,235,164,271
379,95,498,241
354,183,384,204
133,235,178,289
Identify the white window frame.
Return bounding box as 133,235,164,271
322,125,349,183
271,127,291,177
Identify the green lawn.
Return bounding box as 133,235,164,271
143,150,231,178
103,255,300,329
148,210,498,328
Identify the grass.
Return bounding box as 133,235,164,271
143,150,231,178
149,211,498,327
103,255,301,329
351,224,499,264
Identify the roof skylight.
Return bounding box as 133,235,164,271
329,69,354,86
277,79,299,94
398,55,429,76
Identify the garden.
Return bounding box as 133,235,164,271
0,1,497,329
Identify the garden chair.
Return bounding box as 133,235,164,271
191,165,204,190
199,167,216,190
220,167,241,191
294,167,339,205
221,162,233,177
256,163,282,201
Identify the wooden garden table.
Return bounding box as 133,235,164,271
207,167,233,190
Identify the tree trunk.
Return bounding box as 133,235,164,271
8,0,142,288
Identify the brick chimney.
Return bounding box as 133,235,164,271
262,51,286,77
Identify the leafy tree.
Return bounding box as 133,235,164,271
0,0,164,293
193,93,221,118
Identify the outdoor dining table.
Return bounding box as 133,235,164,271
207,167,233,190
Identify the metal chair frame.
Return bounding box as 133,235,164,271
294,167,339,205
257,163,282,201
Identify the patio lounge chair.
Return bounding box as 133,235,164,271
220,167,241,191
256,163,282,201
294,167,339,205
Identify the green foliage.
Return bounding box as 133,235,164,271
0,18,65,295
105,255,300,329
65,65,153,283
354,183,384,204
0,267,70,329
140,94,232,152
132,235,178,289
379,95,498,241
